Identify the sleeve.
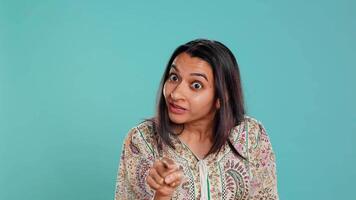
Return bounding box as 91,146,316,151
114,127,156,200
248,120,279,200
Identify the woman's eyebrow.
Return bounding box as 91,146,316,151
171,64,208,81
190,73,208,81
170,64,179,72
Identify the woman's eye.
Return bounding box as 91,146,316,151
191,82,203,90
169,74,179,82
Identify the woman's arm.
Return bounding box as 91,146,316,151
114,126,156,200
248,120,279,200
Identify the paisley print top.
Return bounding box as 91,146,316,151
114,116,279,200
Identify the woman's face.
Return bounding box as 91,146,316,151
163,52,219,125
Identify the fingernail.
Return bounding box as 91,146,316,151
165,175,173,183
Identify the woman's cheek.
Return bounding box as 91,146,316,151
163,83,168,98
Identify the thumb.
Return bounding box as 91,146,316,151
161,157,178,170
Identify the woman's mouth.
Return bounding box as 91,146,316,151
168,103,187,114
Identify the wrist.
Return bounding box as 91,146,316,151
153,194,171,200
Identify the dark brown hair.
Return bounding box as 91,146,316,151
152,39,246,155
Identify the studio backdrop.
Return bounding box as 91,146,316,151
1,0,355,199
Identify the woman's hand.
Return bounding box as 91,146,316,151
146,157,184,200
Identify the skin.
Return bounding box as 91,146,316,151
147,157,185,200
147,52,220,199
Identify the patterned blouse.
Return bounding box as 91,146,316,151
114,116,279,200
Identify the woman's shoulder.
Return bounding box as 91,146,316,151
135,120,156,136
231,115,266,134
242,115,274,152
123,120,157,152
242,115,264,127
229,115,271,156
244,115,267,134
125,120,156,141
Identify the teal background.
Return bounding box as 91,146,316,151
1,0,355,199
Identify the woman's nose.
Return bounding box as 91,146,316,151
170,83,185,100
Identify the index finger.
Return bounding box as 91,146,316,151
161,157,179,171
153,158,176,178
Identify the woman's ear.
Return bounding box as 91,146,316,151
216,98,221,109
216,93,229,109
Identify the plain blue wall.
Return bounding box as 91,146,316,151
1,0,355,199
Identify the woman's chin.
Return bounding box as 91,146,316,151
168,114,187,124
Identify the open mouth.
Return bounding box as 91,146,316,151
168,103,186,114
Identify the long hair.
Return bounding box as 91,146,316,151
152,39,246,155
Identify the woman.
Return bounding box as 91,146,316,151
114,39,279,200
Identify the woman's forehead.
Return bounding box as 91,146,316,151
171,53,213,77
